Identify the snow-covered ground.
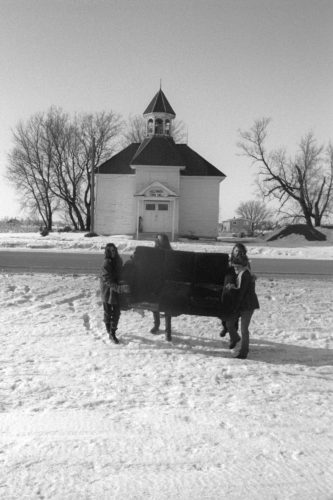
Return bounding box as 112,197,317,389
0,230,333,259
1,233,333,499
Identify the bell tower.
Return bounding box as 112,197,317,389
143,87,176,138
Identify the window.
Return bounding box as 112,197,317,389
145,204,156,211
155,119,163,135
158,204,168,211
147,119,153,134
165,120,170,135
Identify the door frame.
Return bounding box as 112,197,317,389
135,196,178,240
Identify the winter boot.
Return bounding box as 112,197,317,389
165,315,172,341
150,311,160,334
229,334,241,350
165,330,172,342
109,329,119,344
220,320,228,337
219,328,228,337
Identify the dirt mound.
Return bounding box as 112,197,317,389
265,224,326,242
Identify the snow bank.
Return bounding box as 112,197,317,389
0,231,333,259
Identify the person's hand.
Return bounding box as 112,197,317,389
225,283,236,290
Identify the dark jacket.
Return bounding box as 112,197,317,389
100,256,123,305
235,268,259,312
220,266,238,317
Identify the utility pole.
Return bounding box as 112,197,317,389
90,137,96,232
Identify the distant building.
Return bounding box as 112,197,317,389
220,217,253,237
94,88,226,239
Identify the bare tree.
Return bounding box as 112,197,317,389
77,111,124,230
122,114,187,146
238,118,333,227
45,108,123,230
7,114,59,230
7,108,123,231
236,200,272,229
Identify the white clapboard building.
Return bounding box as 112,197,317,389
95,88,225,239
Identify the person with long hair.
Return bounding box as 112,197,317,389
100,243,123,344
225,250,259,359
150,233,173,340
220,242,250,339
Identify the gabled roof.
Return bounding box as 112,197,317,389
97,138,225,178
131,136,184,166
143,89,176,116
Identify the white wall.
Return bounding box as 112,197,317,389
134,166,182,194
179,177,222,237
95,171,223,237
95,175,136,235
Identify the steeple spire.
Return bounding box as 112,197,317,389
143,88,176,138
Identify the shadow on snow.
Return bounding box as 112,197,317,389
120,331,333,369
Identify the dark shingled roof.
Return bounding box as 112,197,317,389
176,144,224,176
97,138,225,177
143,89,176,116
131,137,184,166
97,144,138,174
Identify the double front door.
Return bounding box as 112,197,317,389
143,201,171,233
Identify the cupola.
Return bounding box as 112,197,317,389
143,88,176,138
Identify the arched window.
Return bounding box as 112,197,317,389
147,119,153,135
165,120,170,135
155,119,163,135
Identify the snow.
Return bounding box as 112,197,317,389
0,230,333,260
1,233,333,499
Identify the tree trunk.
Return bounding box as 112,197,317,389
68,205,78,230
46,201,53,231
86,211,91,232
299,200,313,228
46,212,52,231
304,214,313,228
314,216,321,227
313,205,322,227
71,202,85,230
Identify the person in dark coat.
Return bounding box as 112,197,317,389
220,242,250,338
100,243,123,344
150,233,172,340
225,253,259,359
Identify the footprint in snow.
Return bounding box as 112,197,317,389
82,313,91,331
37,303,52,310
315,365,333,375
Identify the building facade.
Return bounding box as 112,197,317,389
95,89,225,239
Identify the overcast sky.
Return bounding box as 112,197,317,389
0,0,332,221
